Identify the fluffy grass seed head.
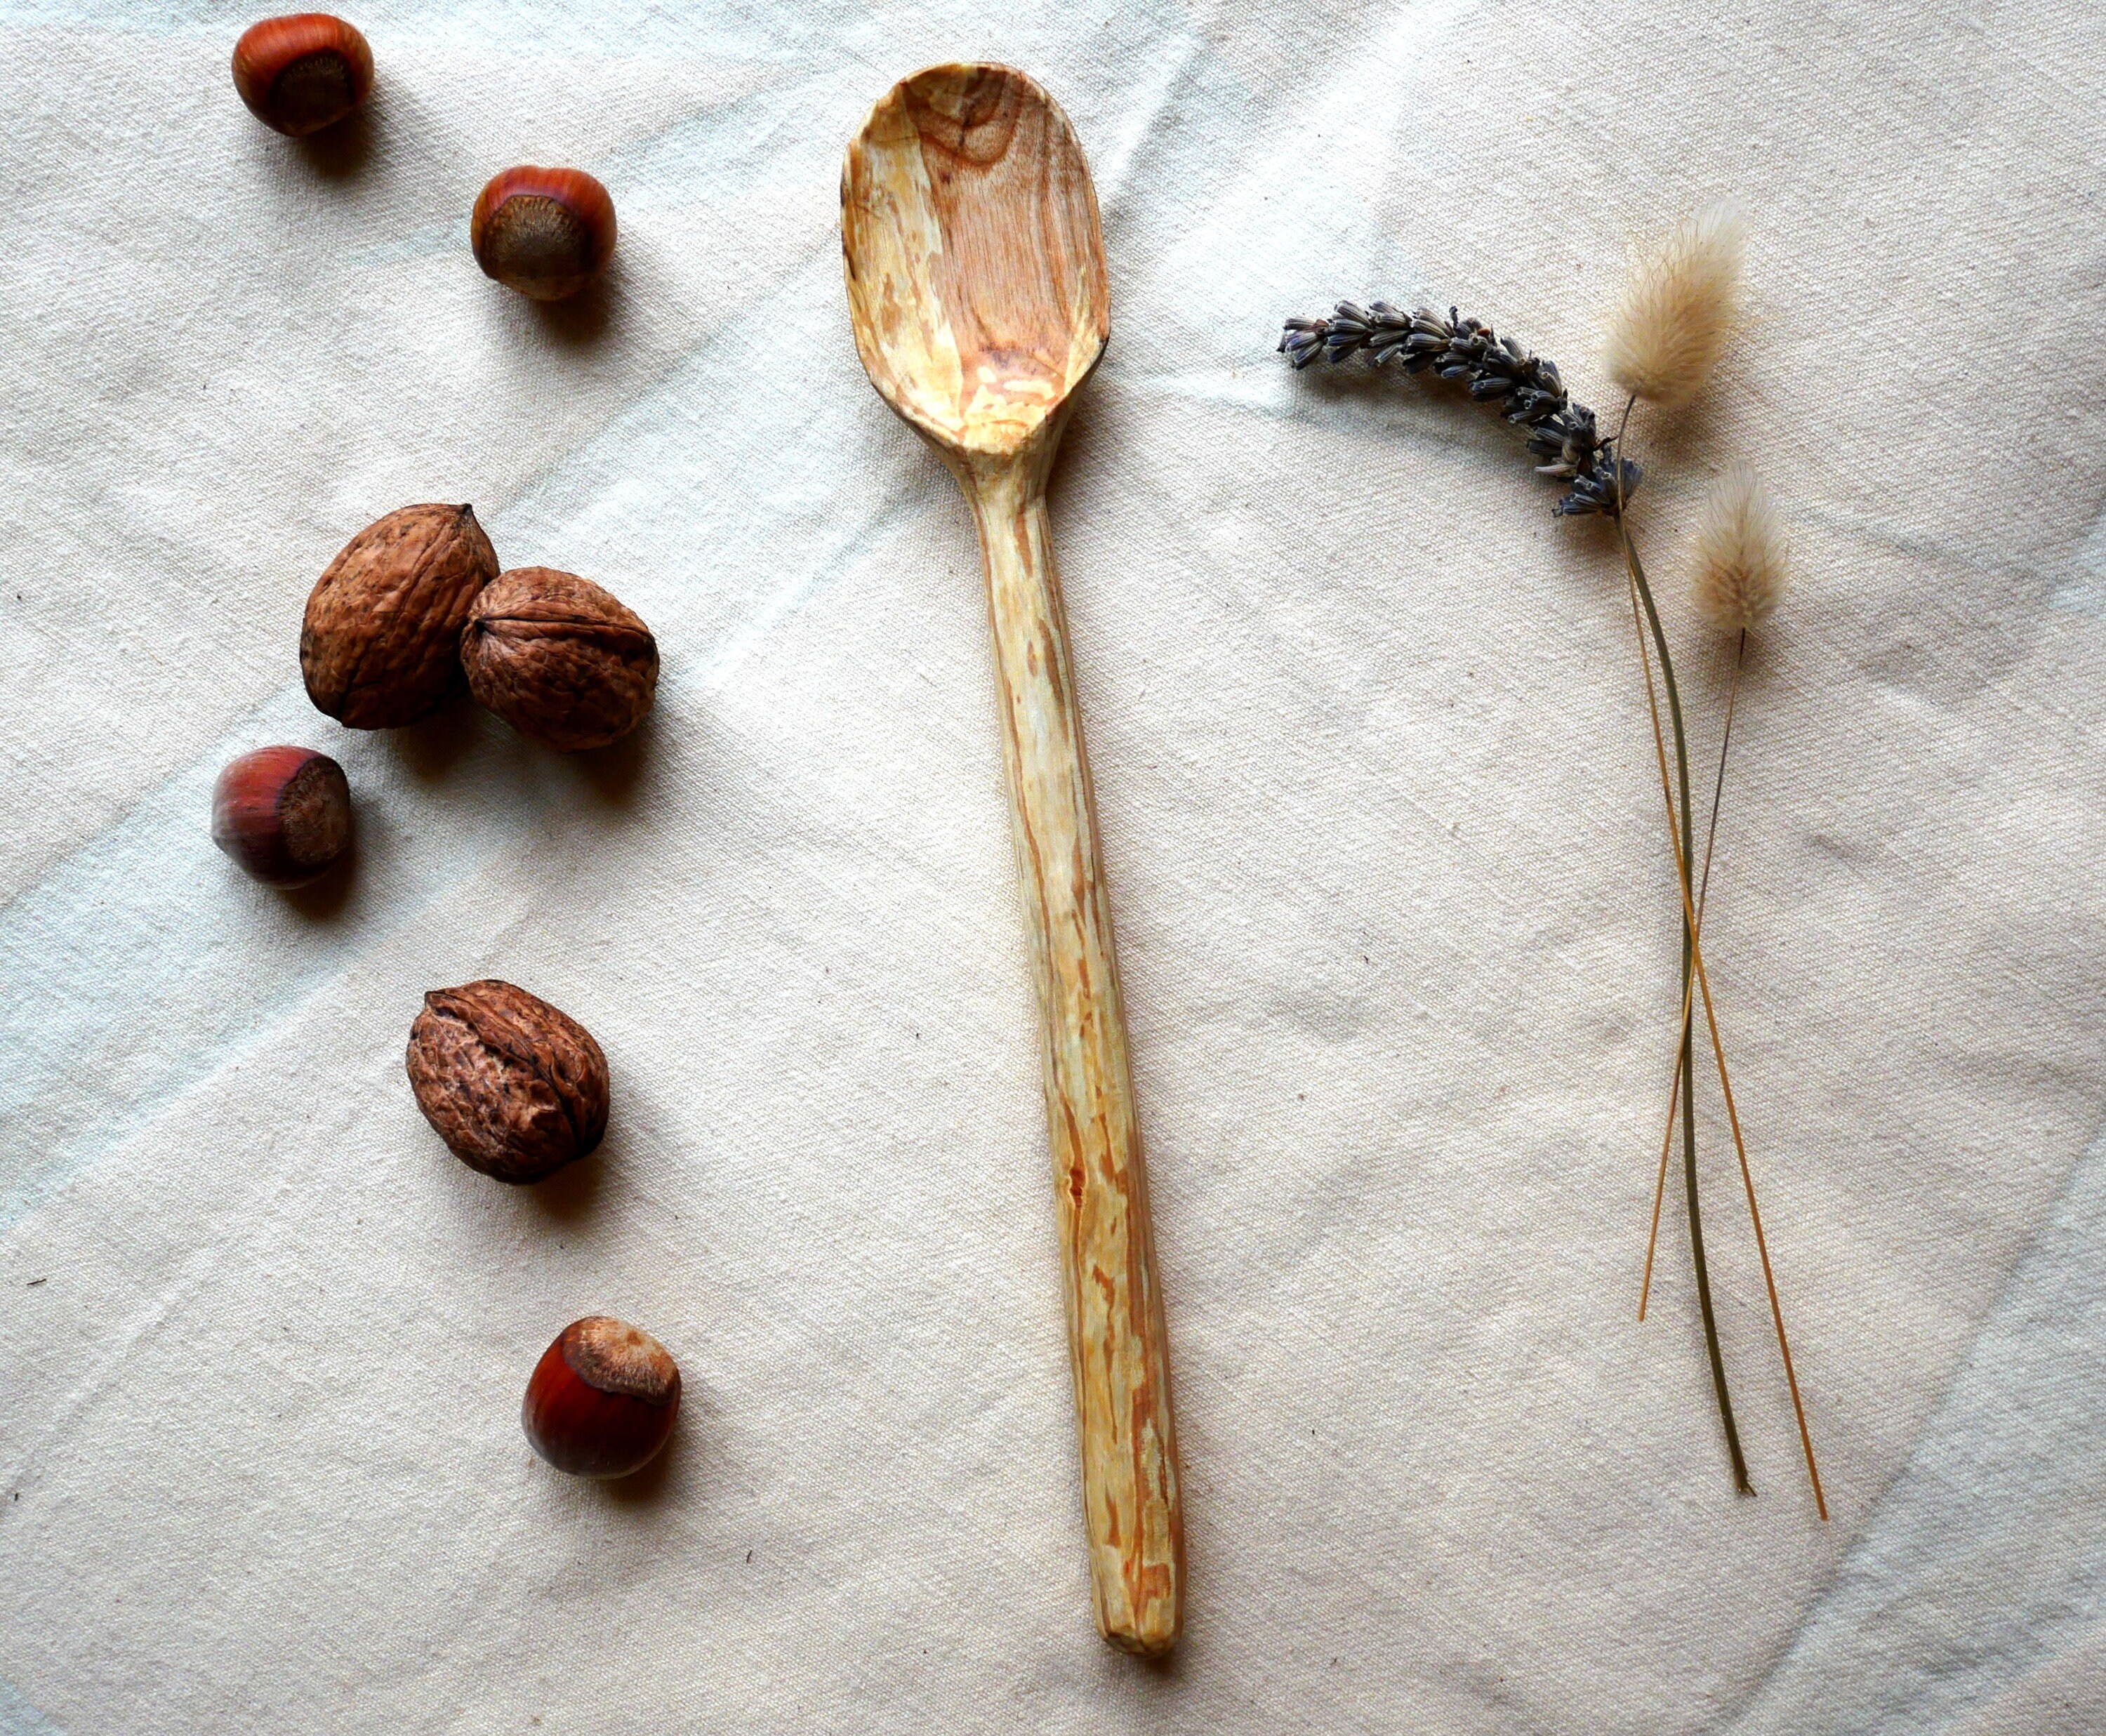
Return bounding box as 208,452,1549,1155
1691,462,1785,632
1606,202,1745,410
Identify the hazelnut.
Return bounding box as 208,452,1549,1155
461,567,658,753
405,980,608,1184
211,745,352,887
232,14,373,138
522,1316,680,1478
471,167,616,302
300,504,498,729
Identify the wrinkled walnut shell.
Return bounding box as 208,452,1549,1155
406,980,609,1184
461,567,658,753
301,504,498,729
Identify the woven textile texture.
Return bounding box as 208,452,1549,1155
4,1,2104,1730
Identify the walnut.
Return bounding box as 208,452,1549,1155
406,980,609,1184
461,567,658,753
301,505,499,729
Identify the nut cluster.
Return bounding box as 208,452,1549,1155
231,25,618,303
296,506,656,748
225,15,671,1492
406,985,684,1478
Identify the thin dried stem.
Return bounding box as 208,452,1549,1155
1640,632,1744,1320
1617,480,1827,1519
1612,420,1749,1494
1690,873,1827,1518
1696,635,1746,925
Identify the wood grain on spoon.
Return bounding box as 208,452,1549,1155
845,65,1184,1657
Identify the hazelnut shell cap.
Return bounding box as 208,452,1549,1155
406,979,609,1183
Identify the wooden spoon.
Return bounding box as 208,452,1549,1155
843,65,1183,1656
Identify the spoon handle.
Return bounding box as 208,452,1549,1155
965,459,1184,1657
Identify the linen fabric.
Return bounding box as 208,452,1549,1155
3,1,2103,1730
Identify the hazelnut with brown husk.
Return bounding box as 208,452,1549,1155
471,168,616,302
232,14,373,138
211,746,351,887
522,1317,680,1478
522,1314,678,1474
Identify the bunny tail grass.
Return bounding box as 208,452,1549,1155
1606,202,1746,411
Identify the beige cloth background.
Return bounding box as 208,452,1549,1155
4,1,2104,1730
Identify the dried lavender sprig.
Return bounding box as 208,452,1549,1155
1279,303,1641,517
